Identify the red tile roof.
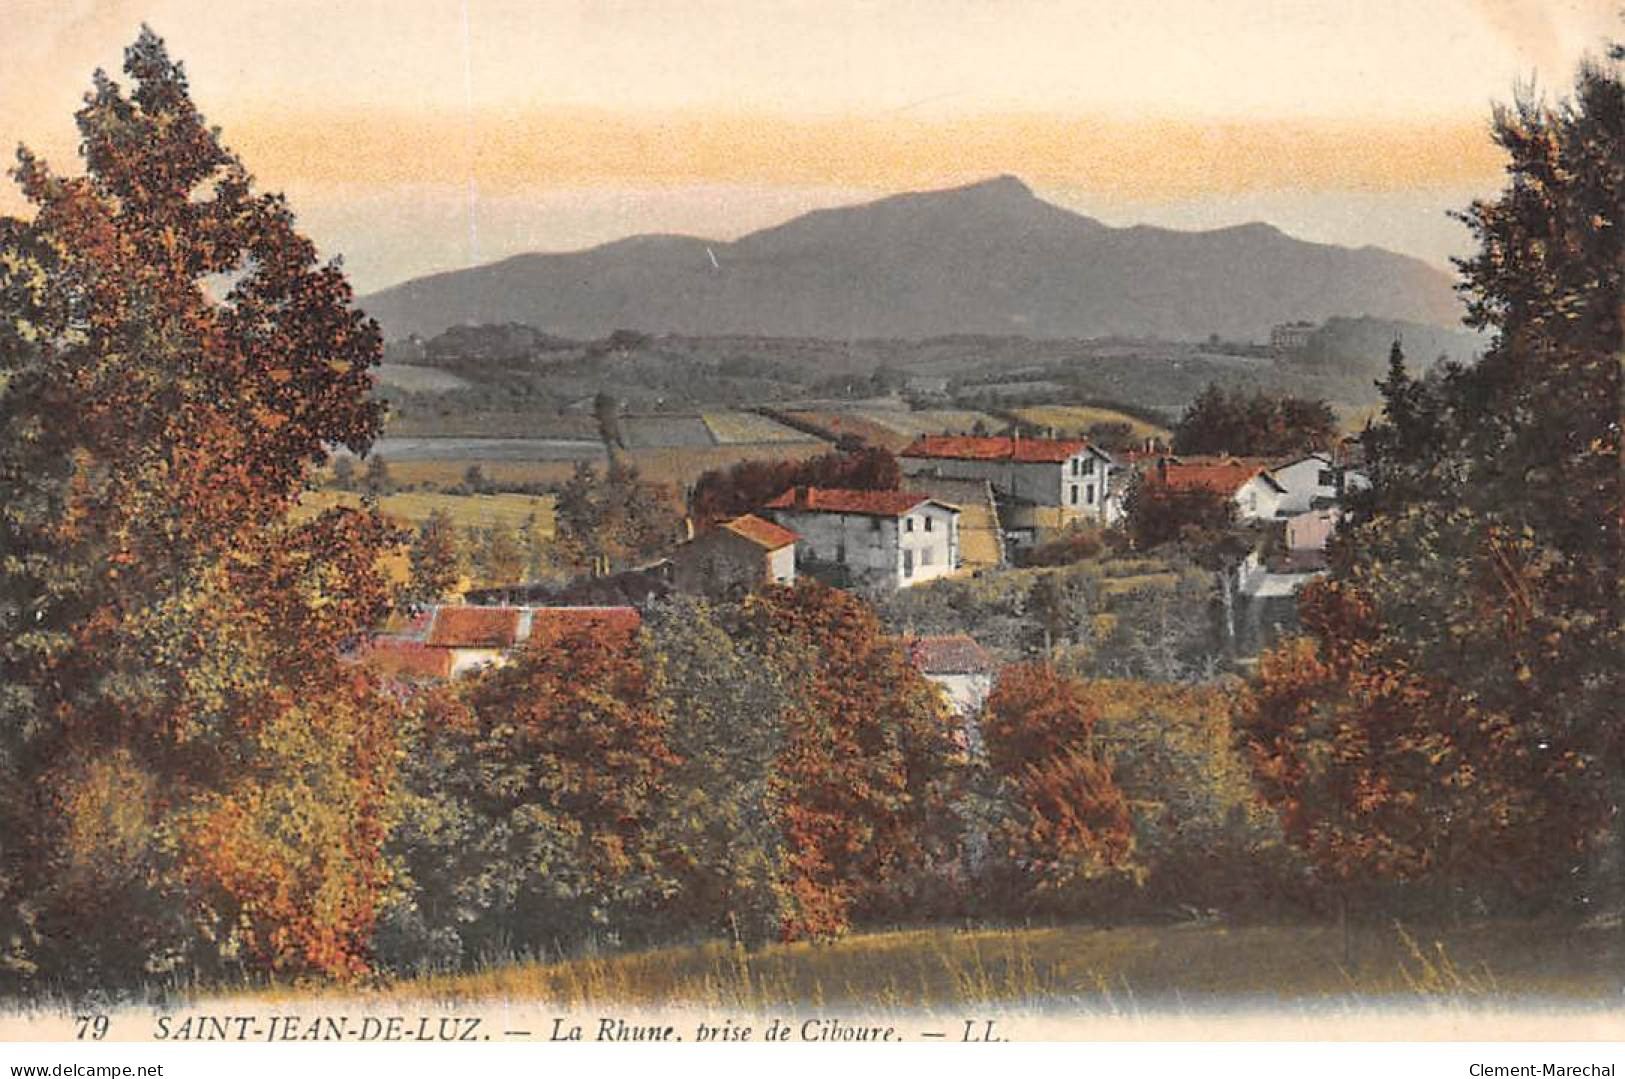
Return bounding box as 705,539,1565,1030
1150,462,1284,494
906,634,996,675
427,606,525,648
901,435,1092,464
526,606,642,647
763,487,939,518
720,513,799,550
357,637,455,680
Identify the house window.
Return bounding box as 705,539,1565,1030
1318,469,1335,486
1086,483,1095,503
836,543,846,564
921,548,933,567
905,517,915,533
924,516,934,532
1083,458,1095,476
870,517,881,531
1071,459,1080,476
1070,484,1079,505
903,549,914,578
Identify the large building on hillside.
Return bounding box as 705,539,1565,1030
898,435,1115,544
762,486,961,592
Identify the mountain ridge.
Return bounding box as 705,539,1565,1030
359,176,1462,343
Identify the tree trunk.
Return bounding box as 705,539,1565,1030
1339,890,1353,969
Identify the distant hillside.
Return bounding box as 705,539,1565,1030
359,176,1462,343
1292,316,1488,376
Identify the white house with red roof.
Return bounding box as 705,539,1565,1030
1145,456,1288,523
898,435,1115,541
906,634,997,721
762,486,961,591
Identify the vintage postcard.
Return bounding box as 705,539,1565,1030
0,0,1620,1069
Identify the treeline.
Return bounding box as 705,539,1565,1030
689,446,899,528
1171,384,1337,457
381,582,1291,973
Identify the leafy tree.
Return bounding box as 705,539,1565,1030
642,597,791,946
392,615,677,964
1244,50,1623,914
0,29,397,986
1172,383,1336,457
593,391,625,450
1026,571,1096,655
407,509,461,603
732,583,960,938
1088,679,1293,917
978,663,1136,907
554,460,682,573
1122,476,1237,552
364,454,393,495
474,523,526,586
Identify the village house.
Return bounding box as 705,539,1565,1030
665,513,798,597
906,633,996,759
356,604,641,681
1284,505,1340,552
906,634,996,719
762,486,960,592
1146,456,1287,522
899,434,1114,545
1268,451,1370,515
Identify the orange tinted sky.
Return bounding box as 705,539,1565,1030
2,0,1617,291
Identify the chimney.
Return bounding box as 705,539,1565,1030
795,485,811,508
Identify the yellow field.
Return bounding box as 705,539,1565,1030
1011,405,1170,442
295,489,556,535
370,442,833,509
700,411,820,444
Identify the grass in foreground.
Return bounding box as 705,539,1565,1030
259,921,1622,1012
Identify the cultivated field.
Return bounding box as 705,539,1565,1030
295,489,556,535
379,441,835,501
1009,405,1170,442
700,411,822,444
373,363,473,393
784,410,915,449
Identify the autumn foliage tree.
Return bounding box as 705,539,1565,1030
389,614,677,963
0,29,399,987
977,663,1135,909
731,582,960,939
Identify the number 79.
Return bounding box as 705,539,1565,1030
74,1014,109,1040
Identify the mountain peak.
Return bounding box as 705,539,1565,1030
965,173,1033,196
360,179,1462,340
